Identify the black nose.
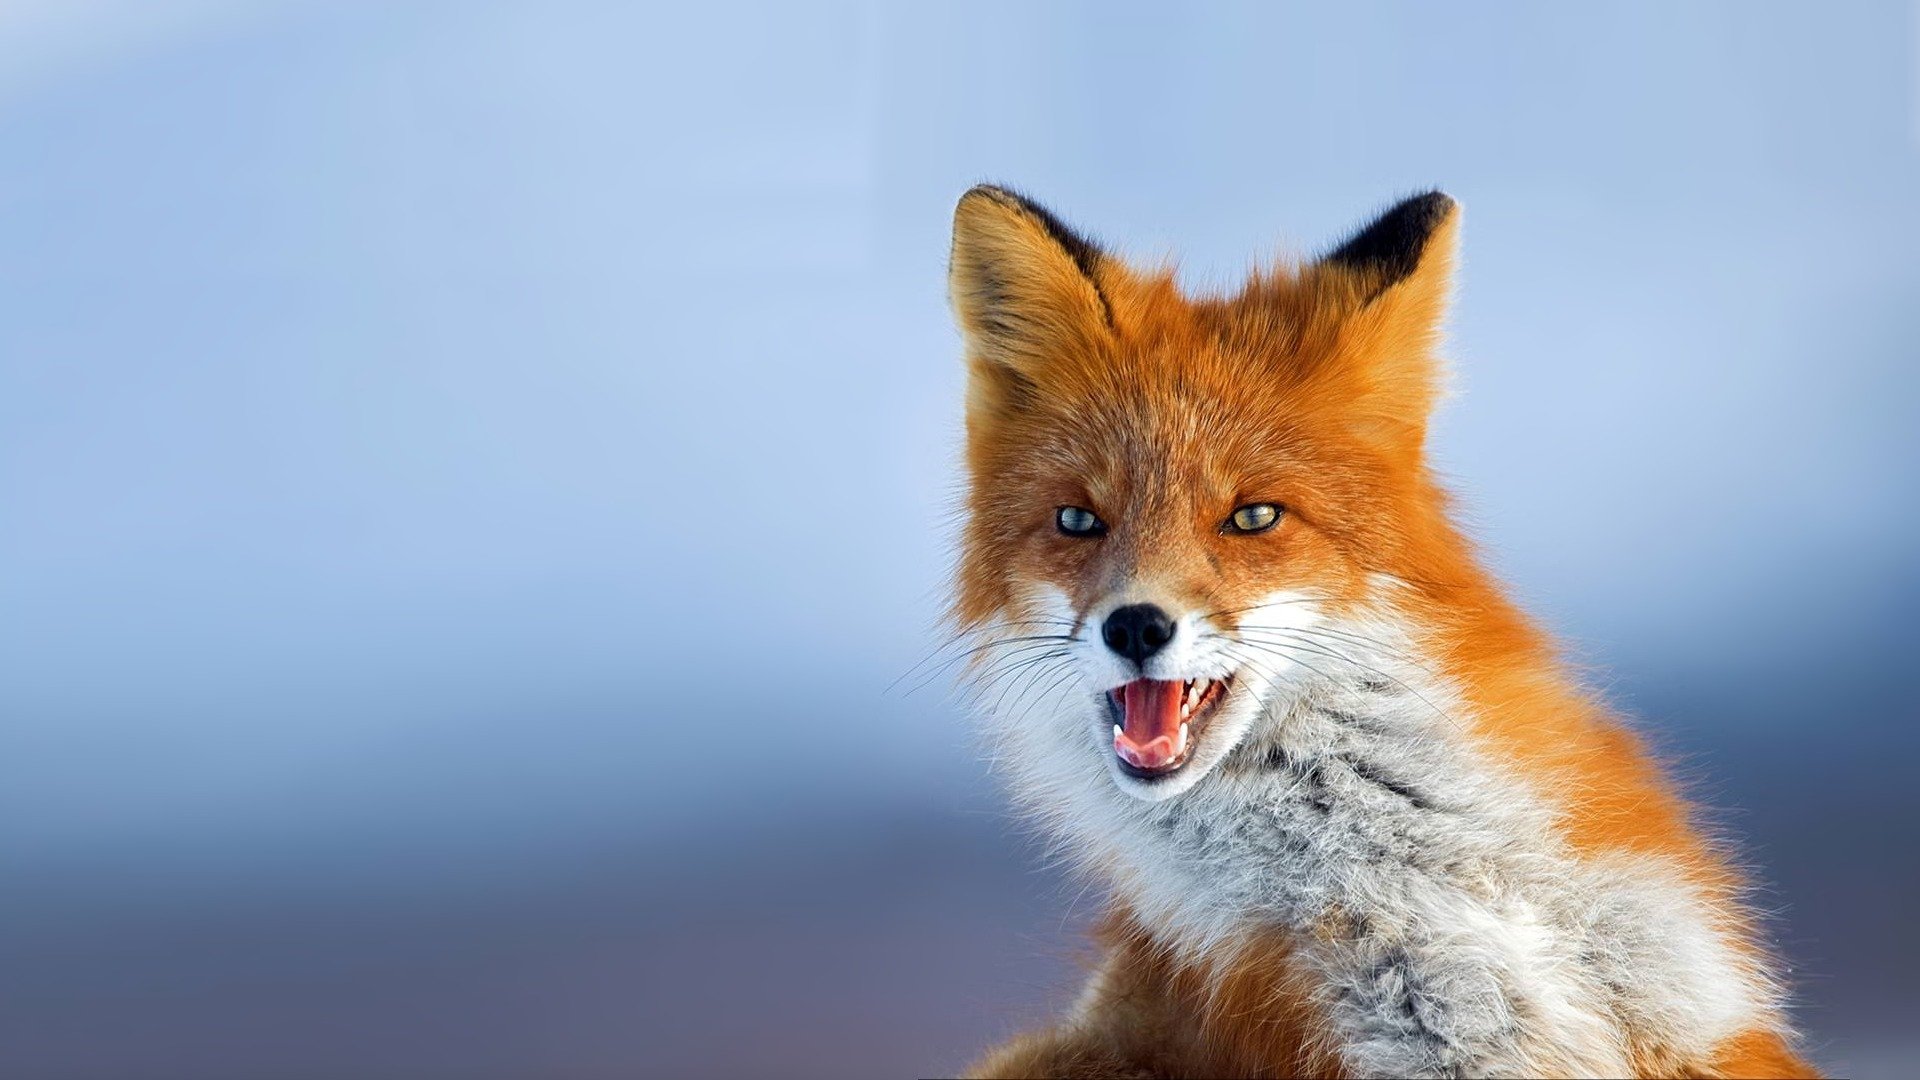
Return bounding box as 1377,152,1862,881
1102,604,1176,664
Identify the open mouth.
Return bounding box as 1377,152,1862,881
1106,676,1232,780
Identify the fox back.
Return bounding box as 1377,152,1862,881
946,186,1813,1078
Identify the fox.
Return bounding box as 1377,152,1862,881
943,185,1817,1079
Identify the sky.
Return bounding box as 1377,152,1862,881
0,3,1916,1077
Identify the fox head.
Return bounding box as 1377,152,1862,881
948,186,1465,801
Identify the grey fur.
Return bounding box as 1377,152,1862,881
989,614,1781,1078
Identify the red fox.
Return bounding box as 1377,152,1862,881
946,186,1816,1078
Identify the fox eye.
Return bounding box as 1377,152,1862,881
1056,506,1107,537
1226,503,1282,534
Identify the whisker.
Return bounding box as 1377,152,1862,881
967,649,1073,706
1232,626,1437,679
1198,597,1326,623
1009,663,1086,728
986,654,1075,717
890,633,1076,697
1258,623,1437,672
1192,602,1439,678
1211,643,1292,696
1215,638,1338,694
1227,634,1464,733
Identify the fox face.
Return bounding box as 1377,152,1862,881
950,187,1462,801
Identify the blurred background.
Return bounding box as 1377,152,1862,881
1,2,1915,1077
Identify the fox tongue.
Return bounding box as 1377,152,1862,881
1115,678,1184,770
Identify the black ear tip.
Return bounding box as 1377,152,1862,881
1324,191,1458,287
958,183,1018,209
1404,190,1457,216
954,182,1105,280
957,184,1068,225
1364,190,1457,224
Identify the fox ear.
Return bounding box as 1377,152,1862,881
1321,191,1458,303
1309,192,1460,456
949,186,1113,416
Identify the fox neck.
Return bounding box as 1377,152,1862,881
997,605,1780,1077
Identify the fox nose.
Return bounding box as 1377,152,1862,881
1102,604,1176,665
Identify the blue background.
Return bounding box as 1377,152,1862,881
1,2,1915,1076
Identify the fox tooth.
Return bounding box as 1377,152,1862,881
1112,723,1123,742
1176,720,1190,755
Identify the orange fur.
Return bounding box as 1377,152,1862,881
947,186,1816,1078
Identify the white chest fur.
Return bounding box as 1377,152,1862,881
991,630,1777,1078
